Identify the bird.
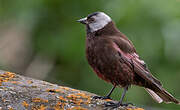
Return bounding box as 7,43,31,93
77,12,180,108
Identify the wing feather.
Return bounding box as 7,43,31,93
111,37,180,104
112,40,162,88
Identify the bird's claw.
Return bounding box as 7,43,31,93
105,101,120,108
105,101,134,108
93,95,112,100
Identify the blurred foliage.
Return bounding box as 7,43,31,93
0,0,180,109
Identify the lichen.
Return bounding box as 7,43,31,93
0,72,15,86
67,94,81,100
8,107,13,110
32,98,48,103
22,101,29,108
27,80,33,84
59,96,67,102
38,105,47,110
59,86,71,91
46,89,62,93
53,102,62,110
74,93,91,99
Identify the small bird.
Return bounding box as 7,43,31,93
77,12,180,107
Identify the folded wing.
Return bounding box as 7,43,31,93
112,40,180,104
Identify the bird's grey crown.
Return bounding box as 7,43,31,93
87,12,99,19
87,12,112,32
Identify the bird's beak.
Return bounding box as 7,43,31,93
77,17,88,24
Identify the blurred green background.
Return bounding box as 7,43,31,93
0,0,180,109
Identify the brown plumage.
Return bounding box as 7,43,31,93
78,12,180,107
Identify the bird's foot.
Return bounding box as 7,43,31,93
105,101,134,108
93,95,112,100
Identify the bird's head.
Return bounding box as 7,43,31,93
77,12,112,33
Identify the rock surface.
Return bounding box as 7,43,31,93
0,70,144,110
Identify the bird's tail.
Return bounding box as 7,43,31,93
145,88,180,104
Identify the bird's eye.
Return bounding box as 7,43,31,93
88,18,95,23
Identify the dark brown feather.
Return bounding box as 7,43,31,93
85,21,180,104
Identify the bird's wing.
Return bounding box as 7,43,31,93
131,54,162,87
111,38,162,87
111,37,180,104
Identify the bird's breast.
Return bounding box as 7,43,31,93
85,38,134,86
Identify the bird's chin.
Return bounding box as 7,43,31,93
86,25,92,33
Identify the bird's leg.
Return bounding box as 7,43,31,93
93,85,116,100
105,85,133,108
118,85,128,105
